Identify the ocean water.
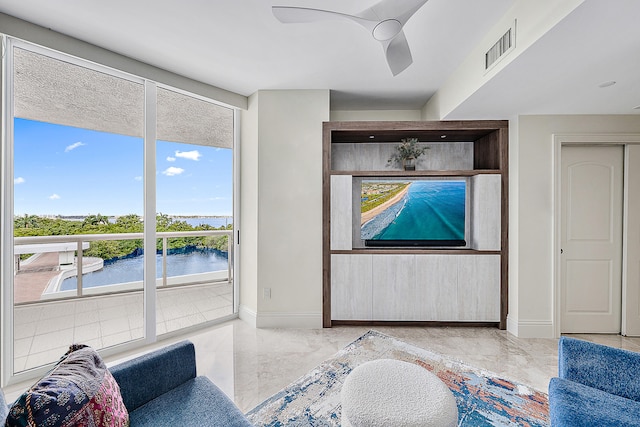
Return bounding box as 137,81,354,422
61,249,228,290
173,216,232,228
361,181,465,241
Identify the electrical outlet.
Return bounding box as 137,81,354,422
263,288,271,299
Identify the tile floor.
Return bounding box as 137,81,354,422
205,322,640,412
4,316,640,414
12,282,233,372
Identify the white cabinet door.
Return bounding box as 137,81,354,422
372,255,418,320
456,255,500,321
330,175,353,250
331,254,372,320
415,255,459,320
471,174,501,251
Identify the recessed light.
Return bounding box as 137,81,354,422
369,135,375,139
598,80,616,88
440,135,447,139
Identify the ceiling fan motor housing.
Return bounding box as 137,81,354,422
372,19,402,41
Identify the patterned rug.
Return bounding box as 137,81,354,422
246,330,549,426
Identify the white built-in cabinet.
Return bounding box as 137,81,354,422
331,254,500,321
322,121,509,328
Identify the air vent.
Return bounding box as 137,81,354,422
485,21,516,71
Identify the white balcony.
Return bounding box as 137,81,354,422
10,231,234,374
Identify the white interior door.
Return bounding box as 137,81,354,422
561,146,623,333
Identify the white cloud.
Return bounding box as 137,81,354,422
175,150,201,161
65,141,85,152
162,167,185,176
49,194,61,200
134,176,143,181
14,177,25,184
166,156,176,162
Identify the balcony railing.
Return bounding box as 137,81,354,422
13,230,233,304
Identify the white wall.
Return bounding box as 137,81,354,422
239,93,260,318
511,115,640,337
240,90,330,328
507,117,519,334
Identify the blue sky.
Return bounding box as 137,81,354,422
13,118,233,216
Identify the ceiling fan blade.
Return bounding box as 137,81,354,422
360,0,429,25
272,6,376,32
383,31,413,76
274,4,422,76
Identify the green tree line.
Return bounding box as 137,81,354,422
14,213,232,261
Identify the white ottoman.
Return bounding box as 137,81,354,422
341,359,458,427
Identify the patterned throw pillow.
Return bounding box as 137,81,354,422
5,344,129,427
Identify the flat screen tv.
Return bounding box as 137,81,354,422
361,178,467,247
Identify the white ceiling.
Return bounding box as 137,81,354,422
447,0,640,119
1,0,639,116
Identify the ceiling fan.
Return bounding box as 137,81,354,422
272,0,429,76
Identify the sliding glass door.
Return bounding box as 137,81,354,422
1,38,237,385
154,87,235,335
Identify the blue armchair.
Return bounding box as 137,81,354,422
549,336,640,426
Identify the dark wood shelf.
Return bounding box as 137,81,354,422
328,120,508,143
331,249,501,255
330,169,501,177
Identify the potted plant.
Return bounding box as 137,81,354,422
387,138,429,171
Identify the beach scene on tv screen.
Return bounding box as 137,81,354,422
361,180,466,242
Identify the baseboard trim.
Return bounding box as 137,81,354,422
331,320,500,328
239,305,257,328
513,319,554,338
256,311,323,329
239,306,322,329
506,315,519,336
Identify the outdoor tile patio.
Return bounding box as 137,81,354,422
12,282,233,372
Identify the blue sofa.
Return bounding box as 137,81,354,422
549,336,640,427
1,340,253,427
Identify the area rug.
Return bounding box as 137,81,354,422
246,330,549,426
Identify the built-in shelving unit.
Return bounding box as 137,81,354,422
323,120,509,328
